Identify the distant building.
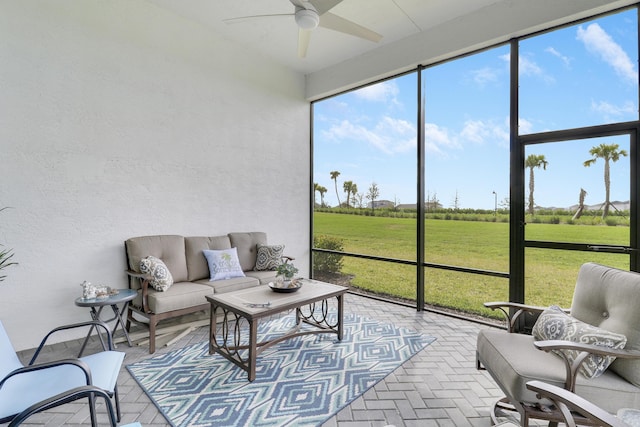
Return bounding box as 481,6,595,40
395,202,443,210
367,200,395,209
566,200,630,212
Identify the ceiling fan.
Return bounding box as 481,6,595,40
224,0,382,58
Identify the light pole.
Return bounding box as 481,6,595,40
492,191,497,216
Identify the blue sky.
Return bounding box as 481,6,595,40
313,9,638,210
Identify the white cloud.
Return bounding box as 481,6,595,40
460,119,509,146
591,99,637,121
545,47,571,67
353,81,399,102
500,53,554,83
470,67,499,86
424,123,459,154
576,23,637,83
518,117,534,134
521,56,555,83
325,116,416,154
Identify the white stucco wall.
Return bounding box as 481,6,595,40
0,1,310,350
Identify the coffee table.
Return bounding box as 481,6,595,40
206,279,348,381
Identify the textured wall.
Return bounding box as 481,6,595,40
0,1,310,350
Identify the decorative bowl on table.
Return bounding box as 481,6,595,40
269,278,303,293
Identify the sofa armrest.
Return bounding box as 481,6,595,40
126,270,152,313
484,302,565,332
534,340,640,391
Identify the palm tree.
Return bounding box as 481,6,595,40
350,183,358,207
343,181,357,207
572,188,588,220
525,154,548,215
584,143,628,218
330,171,341,207
318,185,327,207
313,182,319,206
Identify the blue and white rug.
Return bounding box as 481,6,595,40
127,313,435,427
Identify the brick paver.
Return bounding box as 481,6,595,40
12,293,508,426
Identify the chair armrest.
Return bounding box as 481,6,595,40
1,359,92,390
282,255,295,263
535,340,640,359
534,340,640,391
526,380,628,427
484,302,564,332
126,269,151,313
29,320,115,364
8,385,117,427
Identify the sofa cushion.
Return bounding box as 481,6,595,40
532,305,627,379
203,248,245,281
125,235,188,283
228,232,267,271
244,270,278,285
254,244,284,271
194,276,260,294
185,236,231,281
139,256,174,292
134,281,212,314
477,328,640,413
570,263,640,386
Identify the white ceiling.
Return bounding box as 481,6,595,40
145,0,517,74
146,0,637,78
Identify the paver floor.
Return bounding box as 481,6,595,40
10,293,514,426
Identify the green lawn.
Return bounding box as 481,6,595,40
313,212,629,319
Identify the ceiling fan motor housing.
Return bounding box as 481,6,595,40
295,8,319,30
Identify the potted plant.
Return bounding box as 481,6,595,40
276,262,299,284
0,207,16,282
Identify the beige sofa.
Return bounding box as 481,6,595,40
124,232,289,353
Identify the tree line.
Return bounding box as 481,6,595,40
314,171,380,211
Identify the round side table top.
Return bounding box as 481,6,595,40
75,288,137,307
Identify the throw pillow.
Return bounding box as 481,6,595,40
254,244,285,271
139,256,174,292
532,305,627,379
203,248,246,281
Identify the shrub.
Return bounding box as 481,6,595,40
313,235,344,274
605,217,618,227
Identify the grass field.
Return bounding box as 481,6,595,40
313,212,629,319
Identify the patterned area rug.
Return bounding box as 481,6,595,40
127,313,435,427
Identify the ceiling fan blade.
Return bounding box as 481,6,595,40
223,13,292,24
298,28,312,58
319,12,382,43
308,0,343,16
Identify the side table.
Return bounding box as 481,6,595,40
75,288,137,356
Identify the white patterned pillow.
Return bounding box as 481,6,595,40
139,256,174,292
254,244,284,271
532,305,627,379
203,248,246,281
